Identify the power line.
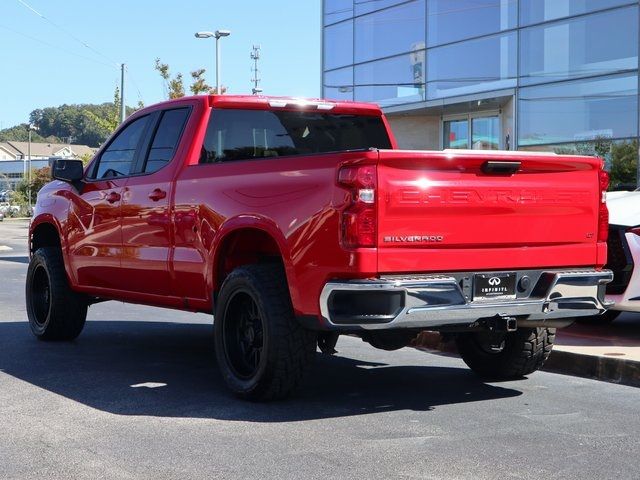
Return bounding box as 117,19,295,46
0,23,116,69
15,0,118,67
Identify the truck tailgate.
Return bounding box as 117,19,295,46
376,150,602,273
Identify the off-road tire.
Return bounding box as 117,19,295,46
214,264,317,401
26,247,87,341
575,310,621,325
455,327,555,379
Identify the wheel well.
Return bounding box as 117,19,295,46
31,223,61,254
215,229,284,291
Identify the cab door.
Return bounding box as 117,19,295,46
119,107,191,296
67,115,151,290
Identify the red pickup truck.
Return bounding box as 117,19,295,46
27,95,612,400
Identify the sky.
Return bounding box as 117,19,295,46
0,0,321,129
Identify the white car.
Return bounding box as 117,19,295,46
588,189,640,322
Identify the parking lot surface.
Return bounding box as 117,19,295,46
1,220,640,480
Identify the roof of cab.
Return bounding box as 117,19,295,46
208,94,383,115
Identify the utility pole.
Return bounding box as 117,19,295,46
251,45,262,95
120,63,126,124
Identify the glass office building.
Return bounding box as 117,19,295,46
322,0,639,187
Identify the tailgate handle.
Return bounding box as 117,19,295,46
481,161,521,175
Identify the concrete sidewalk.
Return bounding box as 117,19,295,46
413,312,640,388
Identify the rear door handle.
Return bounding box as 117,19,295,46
148,188,167,201
106,191,121,203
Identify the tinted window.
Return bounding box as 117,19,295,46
354,52,425,106
325,0,353,25
200,109,392,163
323,67,354,101
324,20,353,70
354,0,425,63
355,0,407,16
520,0,633,26
427,0,517,47
427,32,517,99
94,116,148,179
518,73,638,146
520,7,638,86
144,108,190,173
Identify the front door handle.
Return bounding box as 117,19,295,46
148,188,167,202
106,191,121,204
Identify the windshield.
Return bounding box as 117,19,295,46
200,109,392,163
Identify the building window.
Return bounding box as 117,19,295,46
354,51,425,106
427,32,517,100
324,20,353,70
518,73,638,147
354,0,425,64
323,67,354,100
324,0,353,25
355,0,410,16
520,6,638,86
519,0,635,26
427,0,517,47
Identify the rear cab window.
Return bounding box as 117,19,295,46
200,109,392,164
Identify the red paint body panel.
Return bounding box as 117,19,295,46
30,95,606,324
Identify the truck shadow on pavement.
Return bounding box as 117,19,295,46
0,320,522,421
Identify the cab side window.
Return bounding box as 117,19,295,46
92,116,149,179
143,108,190,174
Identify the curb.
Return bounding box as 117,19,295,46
412,331,640,388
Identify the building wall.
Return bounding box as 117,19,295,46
386,114,440,150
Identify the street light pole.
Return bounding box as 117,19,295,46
215,34,221,94
195,29,231,94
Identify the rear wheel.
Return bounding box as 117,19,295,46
26,247,87,340
214,264,317,401
455,327,555,379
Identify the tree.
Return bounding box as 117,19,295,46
155,58,223,98
0,124,59,143
16,167,51,205
155,58,185,99
610,140,638,188
190,69,212,95
84,87,122,136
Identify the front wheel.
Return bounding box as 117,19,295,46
455,327,555,380
214,264,317,401
26,247,87,341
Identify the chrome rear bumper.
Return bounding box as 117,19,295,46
319,269,613,330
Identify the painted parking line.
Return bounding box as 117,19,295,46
0,246,13,252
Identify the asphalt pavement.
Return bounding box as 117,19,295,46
1,219,640,480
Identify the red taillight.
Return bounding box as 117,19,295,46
598,168,609,242
338,164,377,248
629,227,640,237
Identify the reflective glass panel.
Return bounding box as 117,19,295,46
443,119,469,149
325,0,353,25
520,0,633,26
427,0,517,47
355,0,407,15
427,32,517,99
355,0,425,63
520,7,638,86
324,20,353,70
354,52,426,106
323,67,354,100
518,74,638,146
472,116,500,150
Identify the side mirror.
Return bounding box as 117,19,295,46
51,159,84,183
